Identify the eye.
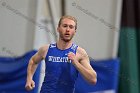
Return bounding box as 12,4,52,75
69,25,75,29
63,24,67,28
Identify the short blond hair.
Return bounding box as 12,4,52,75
58,15,77,30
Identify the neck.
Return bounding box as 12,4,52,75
57,39,72,50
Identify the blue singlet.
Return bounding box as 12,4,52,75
40,43,78,93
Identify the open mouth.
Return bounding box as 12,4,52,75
65,33,70,36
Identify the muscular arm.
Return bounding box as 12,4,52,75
26,50,43,80
68,47,97,84
25,45,48,91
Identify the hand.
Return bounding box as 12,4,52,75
68,52,77,63
25,79,35,91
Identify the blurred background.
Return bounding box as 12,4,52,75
0,0,139,93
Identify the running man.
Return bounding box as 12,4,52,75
25,15,97,93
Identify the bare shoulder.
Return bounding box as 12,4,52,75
38,44,49,52
76,46,89,60
37,44,49,59
77,46,87,55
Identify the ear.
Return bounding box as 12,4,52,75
57,27,59,32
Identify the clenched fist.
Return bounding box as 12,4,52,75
68,52,78,64
25,79,35,91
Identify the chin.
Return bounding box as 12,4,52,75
63,39,71,42
60,35,73,42
63,38,72,42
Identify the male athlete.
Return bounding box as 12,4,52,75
25,15,97,93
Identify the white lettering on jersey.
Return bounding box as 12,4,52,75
48,56,71,63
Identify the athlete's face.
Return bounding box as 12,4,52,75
57,18,76,42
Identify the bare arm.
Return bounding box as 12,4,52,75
68,47,97,84
25,45,48,91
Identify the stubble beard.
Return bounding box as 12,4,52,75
59,34,74,42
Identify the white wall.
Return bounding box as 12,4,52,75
66,0,122,60
0,0,122,61
0,0,37,57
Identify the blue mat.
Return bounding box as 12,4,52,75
0,50,41,93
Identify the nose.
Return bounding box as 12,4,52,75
66,27,70,32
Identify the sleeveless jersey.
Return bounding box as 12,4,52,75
40,43,78,93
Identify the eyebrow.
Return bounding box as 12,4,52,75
62,24,75,26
